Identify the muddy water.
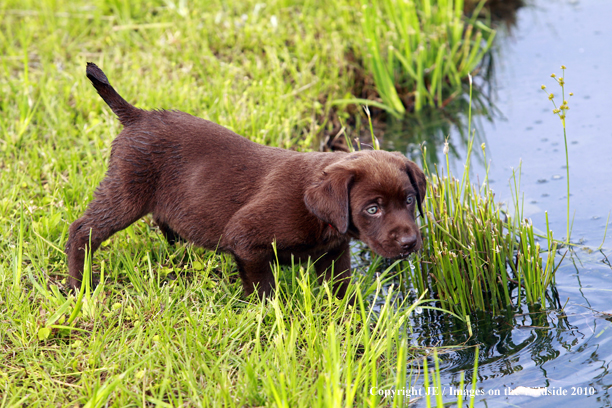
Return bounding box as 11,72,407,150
379,0,612,406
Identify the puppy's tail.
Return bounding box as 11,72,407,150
86,62,142,126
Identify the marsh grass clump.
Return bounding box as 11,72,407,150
404,140,558,317
355,0,496,116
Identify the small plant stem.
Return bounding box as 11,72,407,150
364,106,378,150
560,67,570,244
545,66,572,243
597,211,611,250
563,125,570,244
467,73,473,139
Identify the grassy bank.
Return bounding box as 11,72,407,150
358,0,495,115
2,0,540,405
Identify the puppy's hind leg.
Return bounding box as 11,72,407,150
65,178,150,292
153,217,184,245
315,241,352,300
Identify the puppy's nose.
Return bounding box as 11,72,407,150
397,234,417,252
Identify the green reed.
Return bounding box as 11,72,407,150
358,0,495,116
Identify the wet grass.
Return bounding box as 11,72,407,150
372,79,559,318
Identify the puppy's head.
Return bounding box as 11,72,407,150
305,150,427,259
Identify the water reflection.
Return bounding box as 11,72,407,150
383,87,495,167
405,306,576,378
359,250,612,407
323,84,497,169
358,241,611,404
466,0,525,30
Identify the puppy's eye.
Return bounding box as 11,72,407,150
406,196,415,205
366,206,379,215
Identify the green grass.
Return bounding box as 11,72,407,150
2,241,435,406
378,78,558,318
1,0,553,405
336,0,495,116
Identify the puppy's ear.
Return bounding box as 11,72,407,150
405,161,427,218
304,166,354,234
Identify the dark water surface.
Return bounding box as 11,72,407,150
380,0,612,406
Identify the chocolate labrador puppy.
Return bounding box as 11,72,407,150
65,63,426,299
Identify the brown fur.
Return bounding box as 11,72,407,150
65,63,427,299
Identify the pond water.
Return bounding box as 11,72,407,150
379,0,612,406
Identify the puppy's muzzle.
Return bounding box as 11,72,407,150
395,233,419,258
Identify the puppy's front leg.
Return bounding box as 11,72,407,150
233,255,275,299
315,241,352,299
